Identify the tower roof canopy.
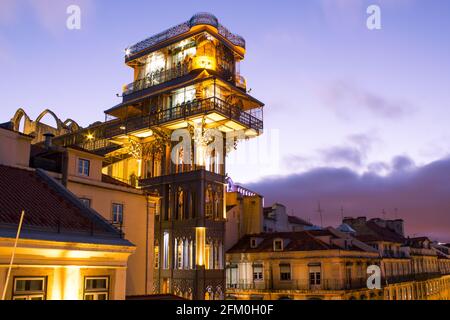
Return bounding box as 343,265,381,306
125,12,246,62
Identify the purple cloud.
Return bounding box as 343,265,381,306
247,156,450,242
322,81,416,119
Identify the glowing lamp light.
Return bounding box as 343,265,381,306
133,129,153,138
196,227,206,266
125,48,131,56
192,56,216,71
86,134,94,140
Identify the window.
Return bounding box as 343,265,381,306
79,198,91,208
273,239,283,251
309,265,321,287
78,158,90,176
280,264,291,281
13,277,46,300
253,264,263,281
175,238,183,269
250,238,258,248
163,232,170,269
84,277,109,300
227,264,238,288
154,244,159,269
112,203,123,225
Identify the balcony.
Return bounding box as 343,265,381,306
123,63,190,97
227,278,368,292
53,97,263,151
382,272,442,284
122,61,246,98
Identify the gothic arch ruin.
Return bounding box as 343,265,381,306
10,108,81,144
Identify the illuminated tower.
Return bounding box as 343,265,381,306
54,13,263,299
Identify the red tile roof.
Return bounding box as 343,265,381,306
0,165,132,245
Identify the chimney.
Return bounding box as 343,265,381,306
43,133,54,149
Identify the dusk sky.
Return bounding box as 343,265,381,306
1,1,449,240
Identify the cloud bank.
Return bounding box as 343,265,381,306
246,156,450,242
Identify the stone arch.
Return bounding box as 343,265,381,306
35,109,63,130
11,108,31,132
63,118,80,132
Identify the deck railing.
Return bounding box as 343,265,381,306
123,63,246,97
123,62,190,96
226,278,368,291
53,97,263,149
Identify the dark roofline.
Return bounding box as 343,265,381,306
0,124,34,139
35,169,133,246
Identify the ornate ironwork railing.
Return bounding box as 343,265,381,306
53,97,263,149
123,62,244,97
123,62,190,96
126,13,245,58
226,278,369,291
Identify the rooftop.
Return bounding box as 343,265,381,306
126,12,245,60
0,165,133,246
227,229,371,254
287,215,313,226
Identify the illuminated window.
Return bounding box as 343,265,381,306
280,264,291,281
226,264,238,288
205,243,211,270
78,158,90,176
175,238,183,269
154,244,159,269
309,265,321,287
253,264,263,281
13,277,46,300
79,198,91,208
163,232,170,269
84,277,109,300
112,203,123,225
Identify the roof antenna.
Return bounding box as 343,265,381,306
382,208,386,219
316,201,324,228
340,205,345,222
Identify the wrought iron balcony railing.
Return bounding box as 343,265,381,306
54,97,263,149
226,278,368,291
122,62,247,97
123,62,190,96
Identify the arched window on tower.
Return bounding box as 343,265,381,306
176,188,184,220
205,187,213,219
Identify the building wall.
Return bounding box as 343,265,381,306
0,128,32,168
67,148,103,182
263,204,288,233
62,148,156,297
67,180,154,297
225,191,263,251
0,238,133,300
226,250,380,300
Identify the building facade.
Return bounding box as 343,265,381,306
263,203,313,233
0,127,135,300
226,228,382,300
8,13,264,300
343,217,450,300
